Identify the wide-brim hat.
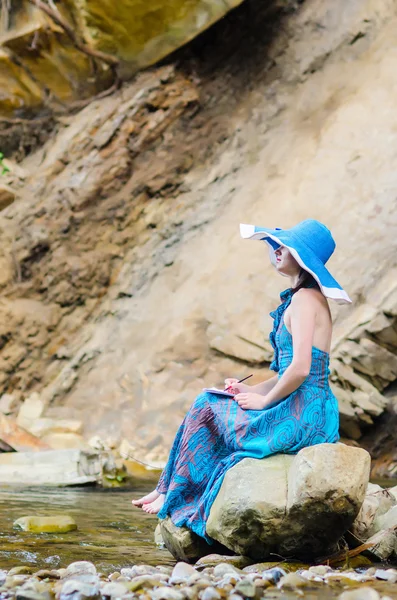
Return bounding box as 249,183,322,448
240,219,351,304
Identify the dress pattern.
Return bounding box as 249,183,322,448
156,288,340,541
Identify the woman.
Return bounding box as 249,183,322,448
132,219,351,541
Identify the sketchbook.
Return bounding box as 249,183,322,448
203,387,235,397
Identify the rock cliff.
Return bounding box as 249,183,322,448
0,0,397,464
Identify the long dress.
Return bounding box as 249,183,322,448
156,287,340,542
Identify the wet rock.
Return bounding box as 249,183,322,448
374,569,397,583
196,556,252,570
234,580,256,598
207,444,370,560
339,588,380,600
101,582,129,597
107,573,121,582
160,517,215,563
308,565,332,576
13,515,77,533
170,563,199,584
365,527,397,561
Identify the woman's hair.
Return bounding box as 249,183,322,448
292,269,318,294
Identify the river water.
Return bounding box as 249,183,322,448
0,486,174,573
2,486,397,600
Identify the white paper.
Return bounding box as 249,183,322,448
203,387,235,397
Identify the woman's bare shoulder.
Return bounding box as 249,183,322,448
290,287,328,312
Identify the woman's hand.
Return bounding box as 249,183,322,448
235,392,267,410
224,378,251,395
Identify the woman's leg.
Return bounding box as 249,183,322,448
132,409,189,507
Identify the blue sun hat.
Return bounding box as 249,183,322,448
240,219,351,304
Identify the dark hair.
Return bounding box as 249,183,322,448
292,269,318,294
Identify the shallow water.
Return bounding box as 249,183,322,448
0,486,174,573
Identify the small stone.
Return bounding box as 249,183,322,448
374,569,397,583
14,516,77,533
64,562,97,578
261,568,286,584
121,566,159,579
152,588,184,600
339,588,380,600
101,582,128,597
200,588,221,600
127,576,164,592
308,565,332,576
277,573,308,590
234,580,256,598
213,565,242,579
108,573,121,581
34,570,61,580
170,563,199,584
8,567,34,576
59,579,99,600
15,591,50,600
179,587,198,600
196,556,252,570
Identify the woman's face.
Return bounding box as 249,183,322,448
274,245,301,276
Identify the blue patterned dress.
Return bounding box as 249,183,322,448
157,288,340,541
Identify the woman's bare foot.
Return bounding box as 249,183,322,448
142,494,165,514
132,490,160,507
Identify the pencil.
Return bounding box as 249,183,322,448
237,374,253,384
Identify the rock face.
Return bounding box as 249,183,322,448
205,443,370,560
0,0,244,118
0,0,397,463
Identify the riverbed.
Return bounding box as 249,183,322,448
0,486,174,572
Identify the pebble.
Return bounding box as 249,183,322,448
308,565,332,576
9,568,34,576
152,587,184,600
277,573,308,590
200,588,221,600
59,579,100,600
213,565,241,579
170,563,199,584
127,576,165,592
63,562,97,578
108,573,121,582
375,569,397,583
195,556,252,570
339,588,380,600
234,580,256,598
101,581,129,597
121,566,159,579
261,568,286,584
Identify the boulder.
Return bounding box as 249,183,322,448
13,515,77,533
0,449,104,486
351,483,396,540
160,517,215,563
205,443,370,561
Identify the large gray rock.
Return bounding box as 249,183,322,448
206,454,293,559
206,443,370,560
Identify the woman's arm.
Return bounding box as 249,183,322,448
250,376,279,396
235,290,316,410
